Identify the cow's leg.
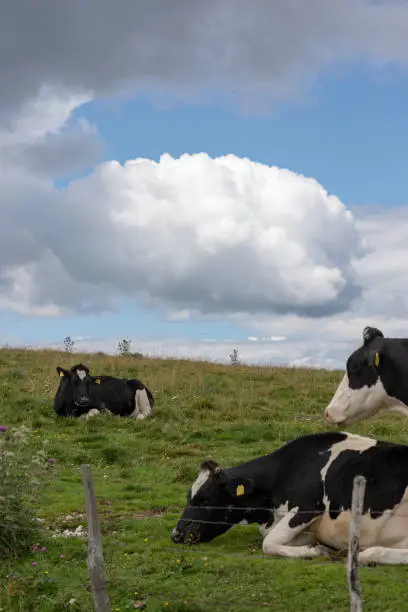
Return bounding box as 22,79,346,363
129,388,152,419
262,508,328,559
99,402,112,415
83,408,100,421
137,388,153,419
359,546,408,565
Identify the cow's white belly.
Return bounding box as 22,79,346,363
311,497,408,551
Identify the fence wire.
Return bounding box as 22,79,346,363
31,492,408,519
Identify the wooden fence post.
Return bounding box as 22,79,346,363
81,464,111,612
347,475,366,612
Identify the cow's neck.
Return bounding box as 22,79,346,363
227,452,280,526
382,361,408,408
380,342,408,405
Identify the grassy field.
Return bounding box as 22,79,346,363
1,347,408,611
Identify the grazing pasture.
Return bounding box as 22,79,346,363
0,347,407,611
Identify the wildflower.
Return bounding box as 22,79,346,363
41,546,47,552
0,426,7,432
48,458,56,464
33,545,39,552
60,554,65,559
32,562,37,566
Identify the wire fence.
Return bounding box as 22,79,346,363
3,469,408,611
28,486,408,520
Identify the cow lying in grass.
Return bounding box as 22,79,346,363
54,363,154,420
172,431,408,565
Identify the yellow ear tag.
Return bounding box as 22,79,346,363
94,378,101,385
236,484,245,497
59,371,64,377
375,352,380,367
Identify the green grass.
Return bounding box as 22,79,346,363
0,347,408,611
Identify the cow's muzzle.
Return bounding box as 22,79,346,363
171,523,201,545
324,407,345,425
171,528,184,544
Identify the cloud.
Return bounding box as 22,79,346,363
353,206,408,319
0,151,366,318
14,120,103,178
0,87,91,148
1,0,408,125
237,203,408,368
0,86,101,178
6,196,408,373
0,161,408,369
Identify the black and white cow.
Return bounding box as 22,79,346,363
171,430,408,565
324,326,408,427
54,363,154,420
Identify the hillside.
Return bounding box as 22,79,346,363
0,347,406,611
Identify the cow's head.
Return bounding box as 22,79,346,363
324,326,388,426
171,460,256,545
56,363,101,410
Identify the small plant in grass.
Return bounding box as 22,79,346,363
117,338,131,356
229,348,240,366
63,336,75,353
117,338,143,358
0,425,52,560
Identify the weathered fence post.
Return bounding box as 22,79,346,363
347,475,366,612
81,464,111,612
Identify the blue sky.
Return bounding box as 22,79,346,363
2,2,408,367
76,63,408,208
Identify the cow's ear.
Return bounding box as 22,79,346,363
93,377,101,385
56,366,70,378
225,477,255,498
367,348,382,368
71,363,90,375
200,460,221,475
363,326,384,345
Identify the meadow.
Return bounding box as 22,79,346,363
0,347,407,611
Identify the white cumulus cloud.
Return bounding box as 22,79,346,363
0,152,366,318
